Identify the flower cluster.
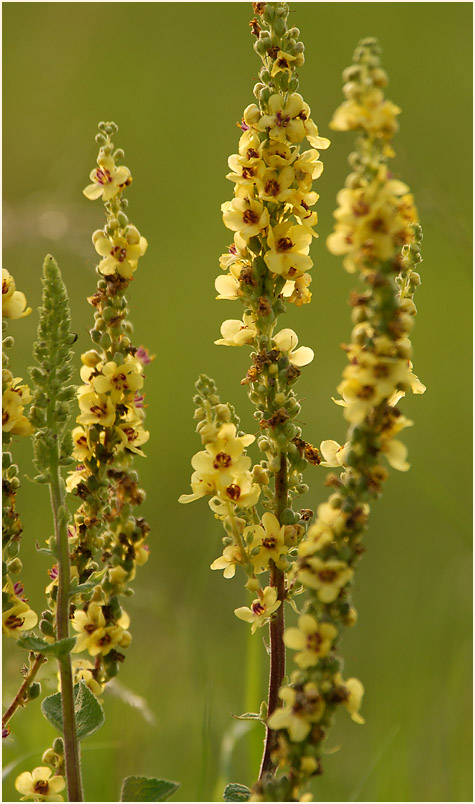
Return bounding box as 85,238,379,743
181,3,330,648
2,272,36,642
252,38,425,802
61,122,151,685
218,4,329,314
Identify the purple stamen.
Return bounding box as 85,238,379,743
136,346,154,365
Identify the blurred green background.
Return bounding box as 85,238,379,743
2,3,472,802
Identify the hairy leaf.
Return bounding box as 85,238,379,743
41,681,104,740
120,776,181,802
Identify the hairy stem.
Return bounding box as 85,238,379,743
50,445,83,802
2,653,46,727
259,453,287,779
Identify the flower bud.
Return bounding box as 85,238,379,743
28,682,41,700
7,558,22,575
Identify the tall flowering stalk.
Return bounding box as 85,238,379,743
250,38,425,802
66,121,150,685
179,0,330,794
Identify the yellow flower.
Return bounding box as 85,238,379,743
218,233,248,271
283,273,312,307
246,512,288,573
298,521,334,559
210,544,244,579
71,602,123,657
3,598,38,637
179,423,259,508
333,673,365,724
273,328,314,366
293,149,324,191
215,472,261,508
65,464,90,493
71,426,93,462
270,49,303,77
343,676,365,724
260,140,297,168
76,388,116,427
191,423,253,479
2,379,33,436
327,180,415,274
264,222,313,279
92,225,147,279
284,614,338,668
316,499,348,536
83,153,131,201
178,469,216,504
226,149,263,192
214,265,242,300
15,767,65,802
330,88,400,139
115,419,150,456
319,439,349,468
234,585,281,633
2,269,31,319
222,197,269,240
381,437,410,471
299,557,353,603
91,359,144,404
255,164,295,203
257,93,309,144
57,659,104,699
267,682,324,742
214,314,258,347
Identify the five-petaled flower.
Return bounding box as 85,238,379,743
15,766,65,802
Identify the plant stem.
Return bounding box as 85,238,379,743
50,451,84,802
259,453,287,779
2,653,46,727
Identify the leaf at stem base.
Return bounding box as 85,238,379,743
120,776,181,802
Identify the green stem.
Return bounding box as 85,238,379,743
49,450,83,802
259,453,287,779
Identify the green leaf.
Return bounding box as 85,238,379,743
231,712,264,722
223,783,251,802
70,570,106,597
120,776,181,802
41,681,104,740
35,541,54,556
17,635,76,657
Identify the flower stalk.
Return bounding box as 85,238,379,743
64,120,150,689
2,653,46,729
179,0,330,796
